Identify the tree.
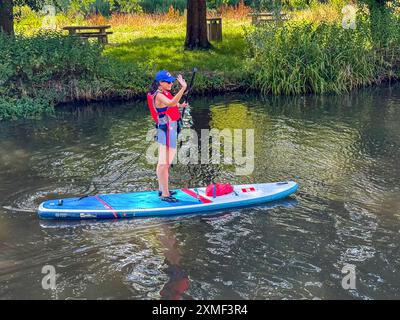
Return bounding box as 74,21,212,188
0,0,14,34
185,0,211,50
0,0,44,35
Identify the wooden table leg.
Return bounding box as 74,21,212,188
99,28,108,44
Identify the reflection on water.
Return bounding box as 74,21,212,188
158,225,190,300
0,83,400,299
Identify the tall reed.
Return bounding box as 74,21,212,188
244,12,399,95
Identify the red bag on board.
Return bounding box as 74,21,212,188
205,183,234,197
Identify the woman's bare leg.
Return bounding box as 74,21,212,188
157,145,168,196
157,145,177,197
156,163,163,193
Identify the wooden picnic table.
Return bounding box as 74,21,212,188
63,25,112,44
248,12,289,25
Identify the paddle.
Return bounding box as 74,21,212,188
180,67,198,119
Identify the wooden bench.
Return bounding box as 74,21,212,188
248,12,289,25
63,25,113,44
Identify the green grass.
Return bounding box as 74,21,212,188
103,19,247,73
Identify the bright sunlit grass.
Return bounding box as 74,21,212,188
101,14,248,73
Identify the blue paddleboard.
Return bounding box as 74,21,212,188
37,181,298,220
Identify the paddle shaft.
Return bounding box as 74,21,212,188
180,68,197,119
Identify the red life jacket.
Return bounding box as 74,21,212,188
146,92,159,122
147,90,181,123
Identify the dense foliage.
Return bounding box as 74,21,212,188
244,8,400,94
0,32,148,119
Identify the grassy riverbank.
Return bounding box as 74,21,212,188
1,2,400,120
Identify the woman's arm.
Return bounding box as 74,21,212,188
156,75,187,107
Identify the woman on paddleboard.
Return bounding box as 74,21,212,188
149,70,188,203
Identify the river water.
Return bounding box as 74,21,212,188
0,83,399,299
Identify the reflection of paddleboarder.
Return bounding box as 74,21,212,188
158,225,189,300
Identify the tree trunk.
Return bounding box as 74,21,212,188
0,0,14,35
185,0,211,50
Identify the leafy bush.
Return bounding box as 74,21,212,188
0,31,149,119
0,31,102,92
0,96,54,120
244,12,399,95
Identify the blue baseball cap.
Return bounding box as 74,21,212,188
155,70,176,83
